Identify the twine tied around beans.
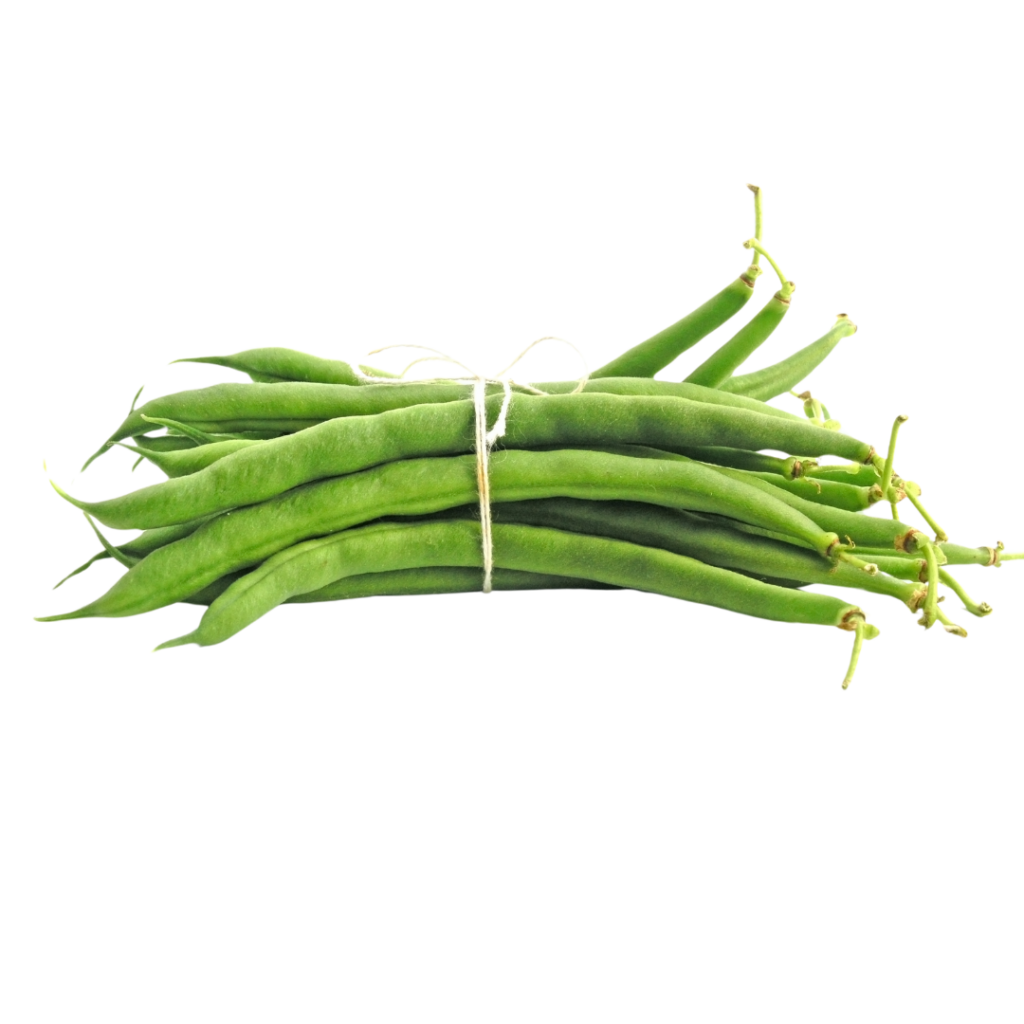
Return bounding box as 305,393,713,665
354,338,590,591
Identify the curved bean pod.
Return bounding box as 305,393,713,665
157,520,867,649
591,272,759,379
541,443,882,513
38,448,842,621
483,499,923,608
63,394,876,530
684,288,792,388
705,467,921,550
174,348,365,385
85,376,809,466
720,315,857,401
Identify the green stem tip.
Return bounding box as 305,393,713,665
747,184,763,265
842,618,880,690
880,414,908,507
939,569,992,617
836,550,879,574
934,606,968,637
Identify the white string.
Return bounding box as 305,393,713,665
354,338,589,592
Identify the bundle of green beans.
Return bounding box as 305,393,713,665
38,187,1020,687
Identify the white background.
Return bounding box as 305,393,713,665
2,2,1022,1021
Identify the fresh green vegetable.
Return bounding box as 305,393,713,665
38,185,1021,687
156,520,870,649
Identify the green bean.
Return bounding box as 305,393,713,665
602,444,880,511
566,379,801,420
541,443,882,513
119,438,262,478
155,520,869,650
590,272,759,379
802,461,881,487
84,376,808,467
935,542,1004,567
684,284,793,388
400,502,805,590
187,566,614,605
62,394,877,531
175,349,359,385
628,445,880,490
38,448,843,621
652,445,811,479
704,465,920,551
129,435,201,454
590,187,766,379
738,471,882,512
720,315,857,401
173,348,399,385
481,499,923,609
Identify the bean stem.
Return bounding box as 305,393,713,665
842,618,880,690
748,184,763,265
934,606,968,637
742,238,794,298
939,568,992,617
903,482,948,542
879,414,908,511
719,315,857,402
920,541,942,628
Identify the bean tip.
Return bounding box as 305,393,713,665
49,478,84,511
154,633,197,652
34,610,83,623
80,445,110,472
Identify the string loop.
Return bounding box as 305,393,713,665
355,339,590,591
